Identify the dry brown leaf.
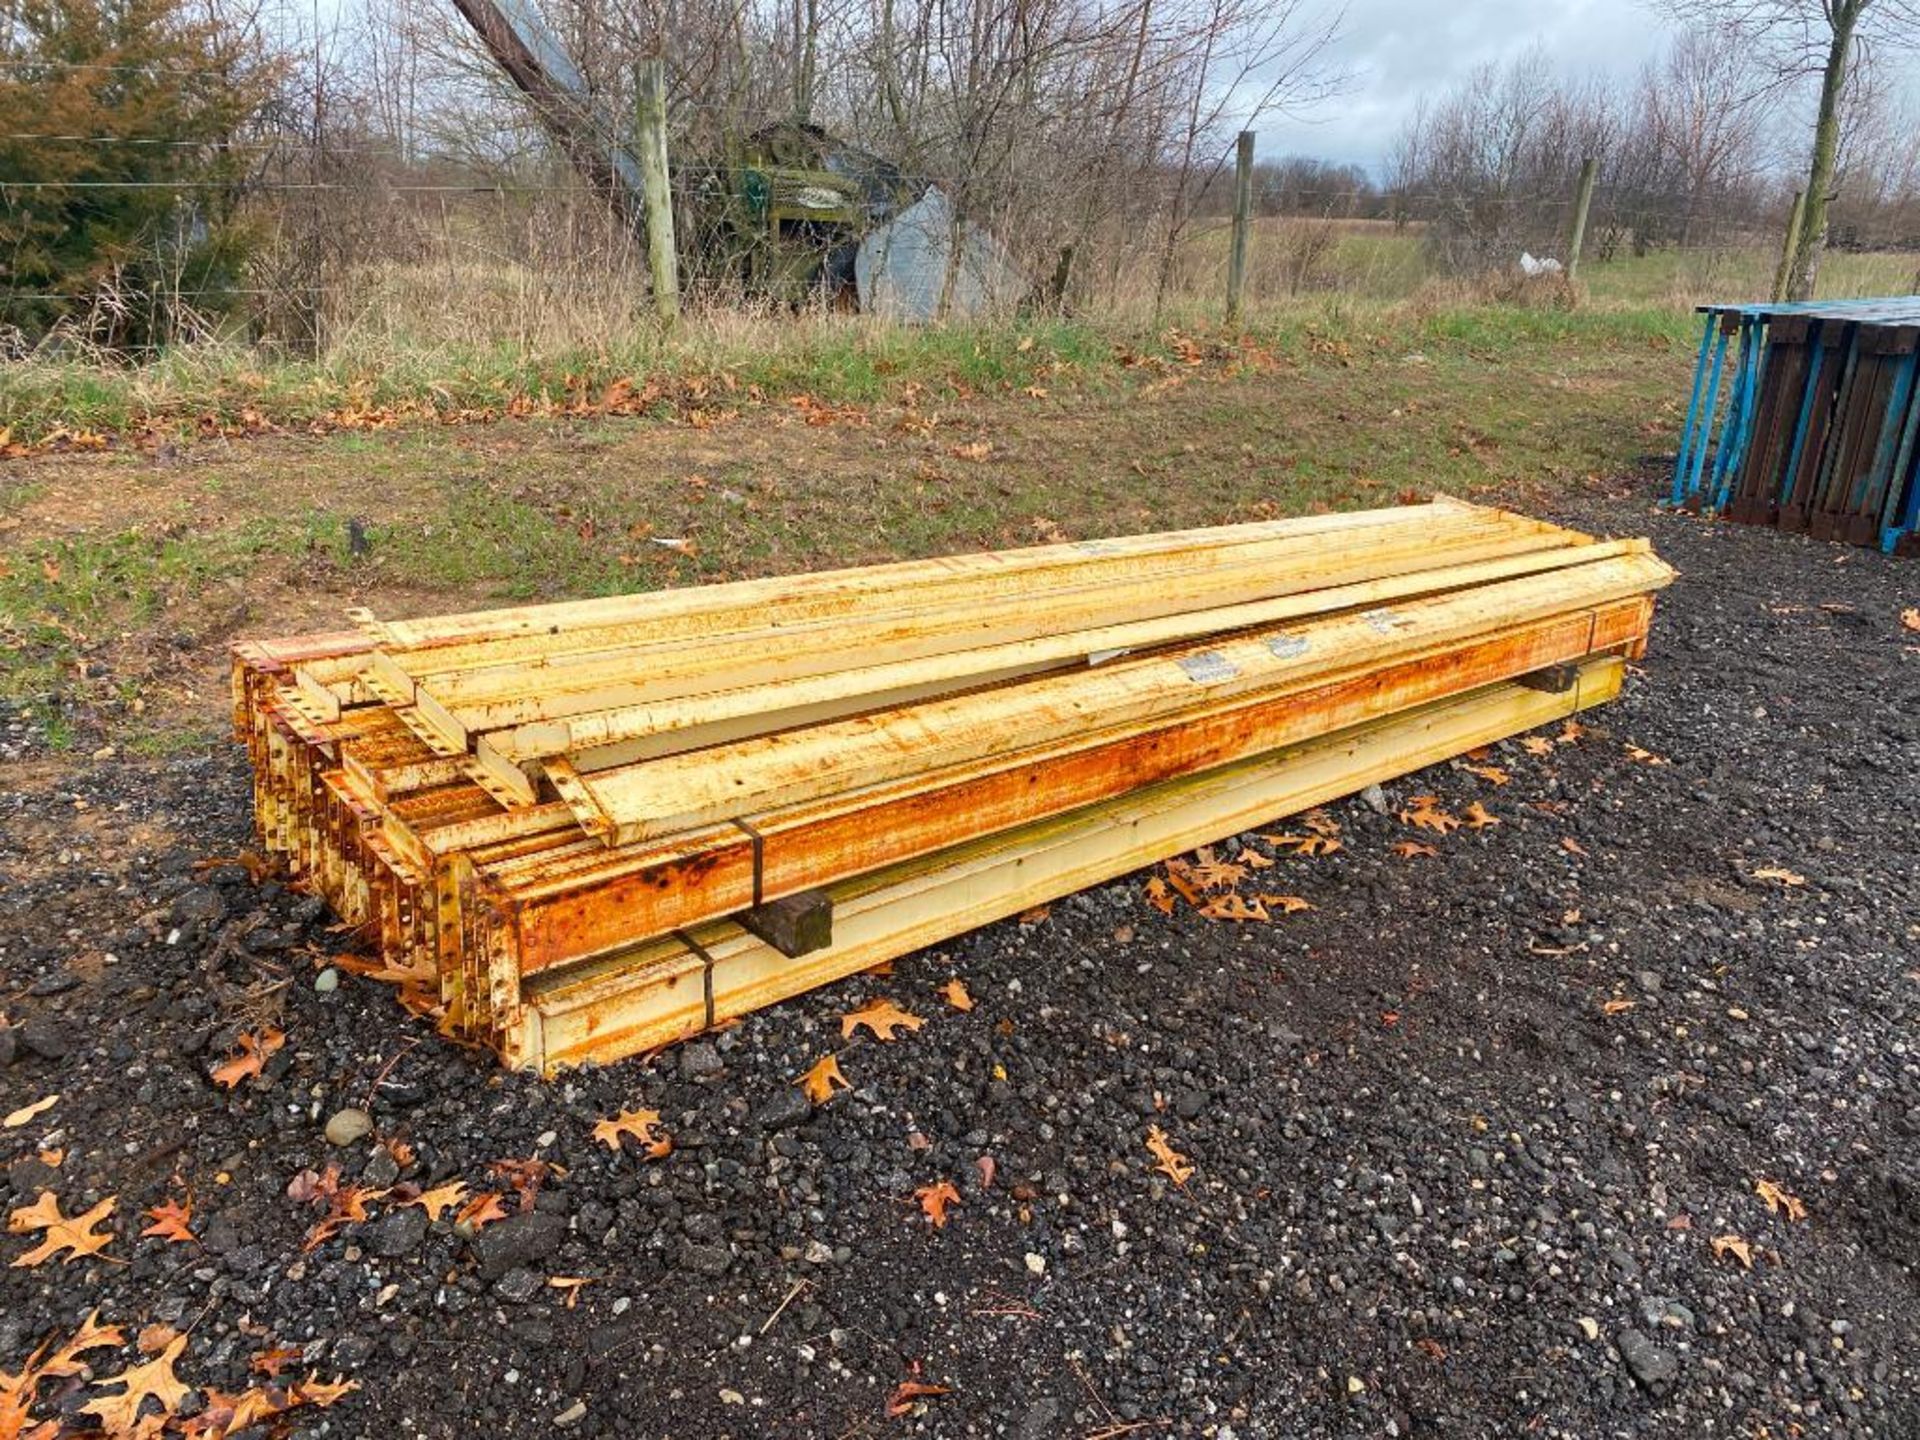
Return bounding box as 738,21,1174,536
1146,1124,1194,1185
1263,832,1343,857
1016,904,1051,926
1752,866,1806,887
8,1192,116,1267
1601,998,1636,1015
1462,801,1500,830
288,1373,358,1408
39,1310,127,1379
1240,849,1274,870
1400,797,1461,834
401,1181,468,1222
885,1380,952,1416
1520,735,1556,757
1557,719,1587,745
914,1180,961,1229
210,1027,285,1089
1901,607,1920,633
548,1277,593,1308
591,1108,671,1158
450,1192,509,1234
1755,1178,1807,1223
1302,808,1341,837
3,1095,57,1129
1160,861,1205,907
1143,876,1176,915
948,440,991,461
250,1346,305,1379
797,1054,852,1105
1464,763,1511,785
841,999,925,1042
1185,856,1249,892
940,978,975,1012
1199,892,1268,923
1257,894,1315,914
1391,841,1439,859
1710,1233,1754,1269
1560,836,1588,856
1623,744,1667,765
140,1199,195,1245
79,1332,189,1432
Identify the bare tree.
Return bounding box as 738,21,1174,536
1661,0,1920,298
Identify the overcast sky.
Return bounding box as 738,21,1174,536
1257,0,1913,179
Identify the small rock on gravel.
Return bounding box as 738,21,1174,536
370,1206,427,1259
678,1241,732,1277
678,1040,725,1079
494,1266,543,1303
20,1017,71,1061
323,1108,374,1146
553,1401,587,1428
314,967,340,994
1617,1328,1679,1394
753,1088,811,1131
0,1026,16,1068
472,1210,569,1281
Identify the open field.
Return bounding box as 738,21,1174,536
0,304,1697,755
2,303,1918,1439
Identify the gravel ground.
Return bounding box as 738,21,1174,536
2,485,1917,1440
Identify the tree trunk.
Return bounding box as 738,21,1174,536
1787,4,1860,301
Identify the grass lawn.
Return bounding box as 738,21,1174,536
0,300,1697,755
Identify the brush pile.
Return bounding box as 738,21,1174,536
231,499,1672,1071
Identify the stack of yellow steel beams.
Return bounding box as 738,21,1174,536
231,499,1672,1071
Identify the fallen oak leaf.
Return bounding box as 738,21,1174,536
1560,836,1588,856
1145,1124,1194,1186
1142,876,1176,915
453,1191,511,1231
1463,762,1510,785
399,1181,468,1222
1710,1233,1754,1269
1902,607,1920,634
1198,892,1268,923
140,1198,195,1245
287,1373,358,1408
841,998,925,1042
1256,894,1314,914
8,1192,116,1267
79,1331,188,1432
1390,841,1439,859
1520,735,1555,757
939,978,974,1012
914,1180,961,1229
1601,998,1636,1015
1556,719,1586,745
1751,866,1806,887
797,1054,852,1106
250,1347,305,1379
1399,797,1460,834
547,1277,593,1308
1623,744,1667,765
1462,801,1500,830
1755,1178,1807,1223
38,1309,127,1378
210,1027,285,1089
591,1109,671,1158
1262,831,1343,857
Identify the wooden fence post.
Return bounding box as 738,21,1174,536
1226,130,1254,325
636,56,679,326
1563,157,1597,279
1773,190,1806,305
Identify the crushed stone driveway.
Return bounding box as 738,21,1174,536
1,480,1917,1439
